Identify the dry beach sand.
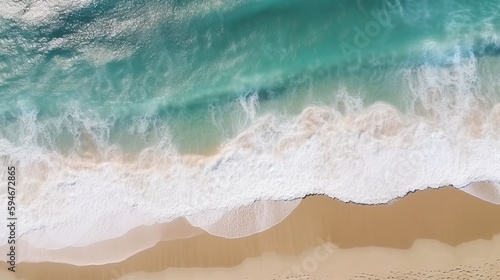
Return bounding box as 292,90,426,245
1,186,500,279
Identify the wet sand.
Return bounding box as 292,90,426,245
2,186,500,279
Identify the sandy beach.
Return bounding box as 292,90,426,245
1,186,500,279
2,1,500,279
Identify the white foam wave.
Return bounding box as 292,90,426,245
1,58,500,262
1,99,499,251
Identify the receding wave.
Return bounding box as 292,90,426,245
0,218,204,265
1,59,500,254
461,182,500,205
186,199,301,239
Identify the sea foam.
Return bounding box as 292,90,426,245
1,57,500,262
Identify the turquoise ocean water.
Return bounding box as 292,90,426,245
1,0,500,247
1,0,499,154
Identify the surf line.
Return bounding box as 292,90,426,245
6,166,17,273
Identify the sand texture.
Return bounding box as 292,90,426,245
1,187,500,279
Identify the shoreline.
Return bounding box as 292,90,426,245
2,186,500,279
3,100,500,250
